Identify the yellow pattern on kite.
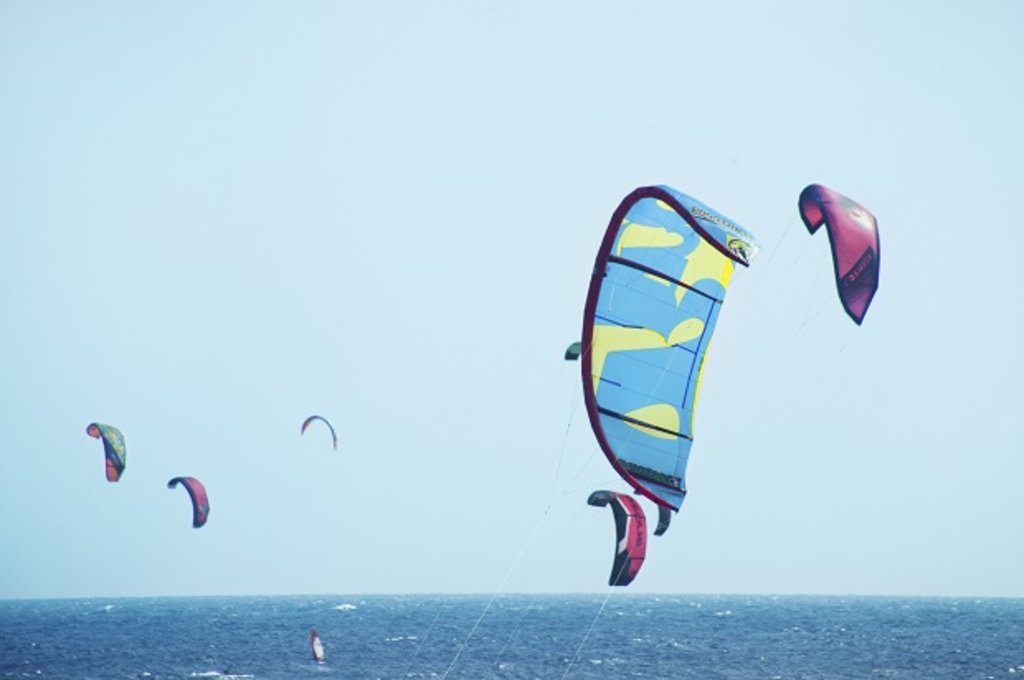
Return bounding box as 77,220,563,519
623,403,681,440
615,221,685,256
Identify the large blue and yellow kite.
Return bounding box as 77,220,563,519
580,185,758,532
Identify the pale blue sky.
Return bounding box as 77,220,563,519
2,1,1022,599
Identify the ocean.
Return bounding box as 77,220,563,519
1,594,1022,679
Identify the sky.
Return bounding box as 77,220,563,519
1,1,1022,600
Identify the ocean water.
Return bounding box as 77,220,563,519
1,594,1022,679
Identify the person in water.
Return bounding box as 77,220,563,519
309,627,326,662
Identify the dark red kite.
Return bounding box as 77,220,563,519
798,184,880,324
588,490,647,586
167,476,210,528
